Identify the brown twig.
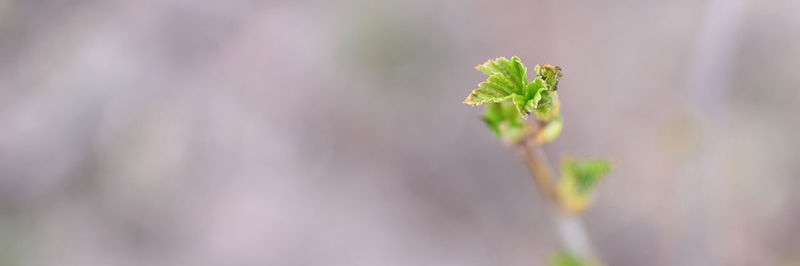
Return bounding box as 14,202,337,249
517,122,561,207
517,120,598,260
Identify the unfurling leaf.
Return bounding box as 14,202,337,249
464,57,561,120
482,103,526,143
550,251,602,266
558,158,613,213
535,63,563,90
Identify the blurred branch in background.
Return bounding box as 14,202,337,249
676,0,744,264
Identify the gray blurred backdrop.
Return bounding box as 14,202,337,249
1,0,799,265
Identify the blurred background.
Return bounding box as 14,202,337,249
1,0,799,265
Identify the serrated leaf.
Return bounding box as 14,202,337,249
558,158,613,213
482,103,525,143
463,82,514,105
465,57,563,122
486,73,520,95
475,56,527,88
466,57,528,106
550,251,601,266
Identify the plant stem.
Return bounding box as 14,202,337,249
554,212,596,260
518,122,598,260
519,130,560,205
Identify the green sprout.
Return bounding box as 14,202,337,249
464,57,562,121
559,158,614,213
463,57,613,264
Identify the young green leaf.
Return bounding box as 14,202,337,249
558,158,613,213
550,251,602,266
482,103,526,143
525,78,547,101
475,56,527,89
465,57,527,106
464,57,562,120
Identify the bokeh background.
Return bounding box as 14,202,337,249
1,0,799,265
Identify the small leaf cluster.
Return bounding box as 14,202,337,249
465,57,563,143
464,57,562,121
463,57,613,212
463,57,614,265
558,158,614,213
